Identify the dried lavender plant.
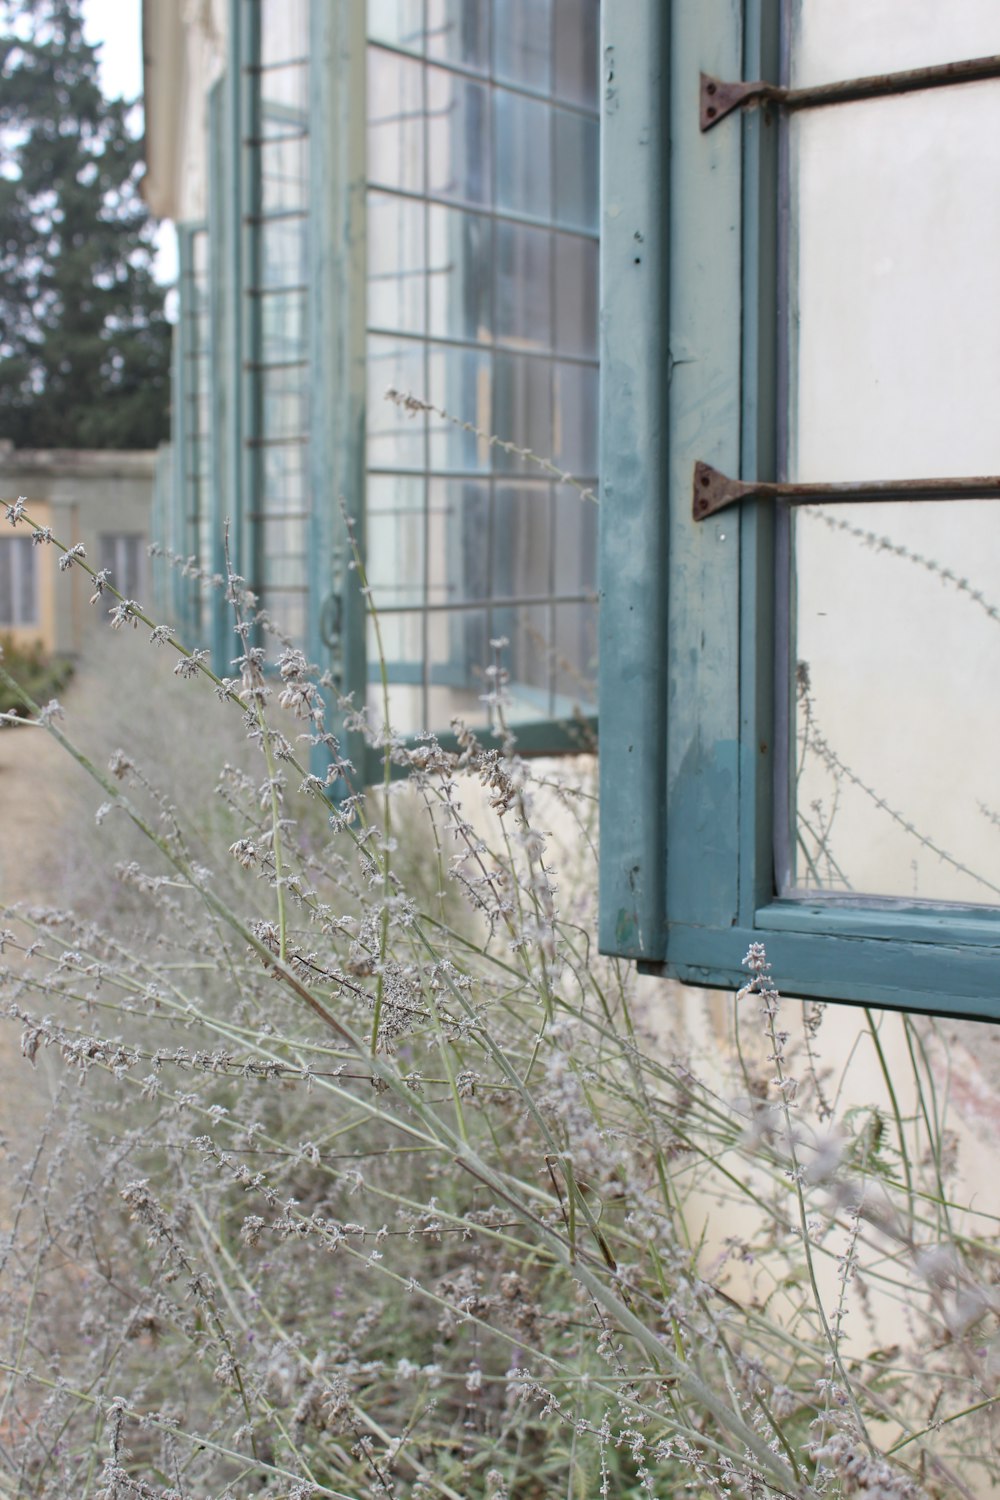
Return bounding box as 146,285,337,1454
0,499,998,1498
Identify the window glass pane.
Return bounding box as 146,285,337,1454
367,474,425,607
370,608,424,668
494,90,551,219
260,0,308,65
495,221,552,349
789,82,1000,484
790,500,1000,905
265,591,306,643
552,487,596,593
261,366,307,440
367,336,427,470
368,192,427,335
426,0,488,71
553,232,597,357
365,1,598,738
786,11,1000,905
427,344,492,471
493,0,552,92
259,132,308,213
492,353,552,474
429,606,487,690
427,479,490,602
258,446,306,512
427,204,490,342
426,68,490,205
368,48,425,193
260,290,307,364
259,213,308,289
492,482,552,598
553,360,597,476
553,0,598,108
260,518,308,567
368,0,424,53
553,108,598,231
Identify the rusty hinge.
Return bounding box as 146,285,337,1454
693,462,1000,521
700,53,1000,131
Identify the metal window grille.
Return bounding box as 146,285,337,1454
364,0,599,736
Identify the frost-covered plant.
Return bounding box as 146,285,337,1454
1,499,998,1499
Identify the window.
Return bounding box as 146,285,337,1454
179,225,213,636
0,537,37,627
364,1,599,738
243,0,311,646
598,1,1000,1018
100,535,145,602
169,0,600,779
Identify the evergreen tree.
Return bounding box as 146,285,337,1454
0,0,170,449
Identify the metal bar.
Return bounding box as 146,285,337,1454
367,38,600,122
365,182,599,243
365,592,597,617
243,56,311,74
244,130,310,146
364,323,600,368
700,53,1000,131
693,461,1000,520
242,206,308,226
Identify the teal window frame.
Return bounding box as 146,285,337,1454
0,536,38,627
177,0,599,785
174,223,212,640
598,0,1000,1021
302,0,601,779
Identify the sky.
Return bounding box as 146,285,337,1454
80,0,179,286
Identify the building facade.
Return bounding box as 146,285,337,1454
143,0,599,778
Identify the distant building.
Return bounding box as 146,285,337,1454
0,444,156,656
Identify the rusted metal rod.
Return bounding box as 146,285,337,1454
693,462,1000,521
700,53,1000,131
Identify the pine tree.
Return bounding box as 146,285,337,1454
0,0,170,450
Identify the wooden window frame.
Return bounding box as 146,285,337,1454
597,0,1000,1020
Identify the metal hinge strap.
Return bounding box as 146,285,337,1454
693,462,1000,521
700,53,1000,131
